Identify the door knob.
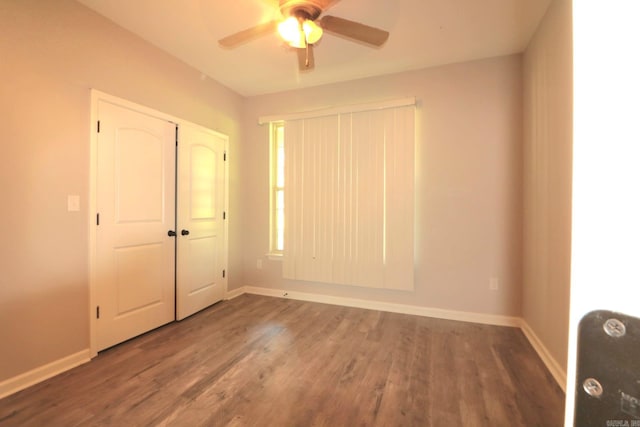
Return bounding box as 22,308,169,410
167,230,177,237
181,229,190,236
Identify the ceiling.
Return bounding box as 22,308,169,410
76,0,552,97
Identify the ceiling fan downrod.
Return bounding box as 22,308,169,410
304,43,311,68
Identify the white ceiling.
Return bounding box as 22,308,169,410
76,0,552,97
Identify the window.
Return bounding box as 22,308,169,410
271,101,415,290
269,122,285,255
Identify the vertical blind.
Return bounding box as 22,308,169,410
282,104,415,290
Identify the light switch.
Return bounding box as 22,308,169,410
67,195,80,212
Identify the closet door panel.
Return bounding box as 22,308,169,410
95,100,176,351
176,123,227,320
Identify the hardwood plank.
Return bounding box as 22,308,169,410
0,295,565,426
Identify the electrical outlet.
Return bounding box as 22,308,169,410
489,277,499,291
256,259,263,270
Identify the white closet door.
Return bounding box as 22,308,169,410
176,123,227,320
95,100,176,351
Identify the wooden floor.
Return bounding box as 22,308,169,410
0,294,565,426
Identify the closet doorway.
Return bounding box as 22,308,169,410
89,92,228,353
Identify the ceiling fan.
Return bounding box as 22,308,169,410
218,0,390,70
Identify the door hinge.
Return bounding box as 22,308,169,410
96,306,100,319
96,213,100,226
222,269,226,278
223,211,226,220
224,151,227,161
97,120,100,133
175,125,178,146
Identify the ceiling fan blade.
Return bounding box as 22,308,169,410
319,15,389,46
297,45,315,71
218,20,278,48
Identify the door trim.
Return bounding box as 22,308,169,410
88,90,229,357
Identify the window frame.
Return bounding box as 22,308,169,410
268,121,285,258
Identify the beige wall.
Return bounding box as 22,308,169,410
522,0,573,377
0,0,243,381
241,55,524,316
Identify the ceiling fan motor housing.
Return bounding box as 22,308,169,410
279,0,323,20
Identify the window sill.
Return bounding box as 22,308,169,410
266,253,283,261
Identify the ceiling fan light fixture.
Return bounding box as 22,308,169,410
303,19,322,44
278,16,305,47
278,13,322,48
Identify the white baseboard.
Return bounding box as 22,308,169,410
0,349,91,400
225,286,246,300
240,286,521,327
520,320,567,392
